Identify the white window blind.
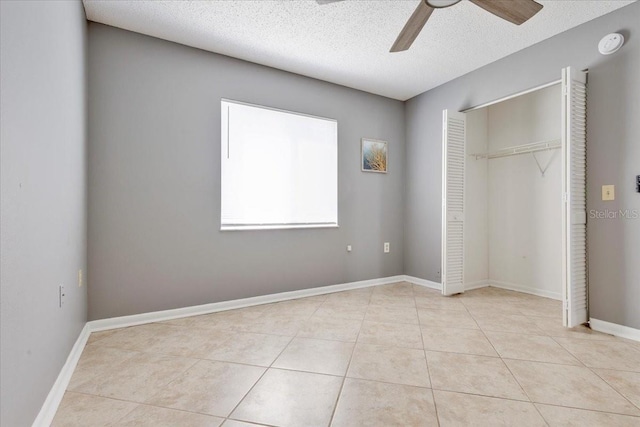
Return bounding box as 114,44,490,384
221,100,338,230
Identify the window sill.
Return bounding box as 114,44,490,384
220,224,339,231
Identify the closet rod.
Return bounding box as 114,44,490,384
470,139,561,160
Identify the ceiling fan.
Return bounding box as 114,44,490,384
317,0,544,52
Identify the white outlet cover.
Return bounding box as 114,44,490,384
598,33,624,55
602,185,615,201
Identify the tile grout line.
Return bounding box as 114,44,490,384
577,351,640,413
460,296,551,427
476,305,640,420
326,287,375,426
413,285,441,427
222,333,298,424
221,296,331,424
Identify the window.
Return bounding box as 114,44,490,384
221,100,338,230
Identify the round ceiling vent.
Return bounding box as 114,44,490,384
598,33,624,55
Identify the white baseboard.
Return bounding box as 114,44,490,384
32,324,90,427
403,275,442,291
590,318,640,342
89,275,406,332
489,280,562,301
464,280,490,291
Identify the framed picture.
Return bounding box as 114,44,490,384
361,138,388,173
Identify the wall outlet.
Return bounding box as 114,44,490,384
346,245,352,252
59,285,65,308
602,185,615,201
384,242,390,253
78,269,83,287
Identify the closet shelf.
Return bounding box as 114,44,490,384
470,139,561,160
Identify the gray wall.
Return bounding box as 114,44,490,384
405,2,640,329
0,1,88,426
87,24,405,320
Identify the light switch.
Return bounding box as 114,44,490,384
602,185,615,201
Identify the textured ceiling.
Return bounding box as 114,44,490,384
83,0,634,100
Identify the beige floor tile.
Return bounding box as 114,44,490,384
434,390,547,427
146,360,265,417
73,352,198,402
331,378,438,427
272,337,354,376
421,327,498,357
418,308,479,329
223,421,268,427
365,304,419,324
295,294,329,303
535,404,640,426
230,369,342,427
513,299,562,319
505,359,640,415
593,369,640,409
51,392,137,427
427,351,527,400
324,289,372,306
261,299,323,317
369,293,416,307
485,331,581,365
531,317,618,341
205,331,291,366
415,295,467,311
164,307,269,332
372,282,414,297
313,302,368,320
88,323,178,353
553,337,640,372
412,285,442,298
86,329,118,345
238,311,308,336
461,300,524,316
358,321,423,349
117,404,224,427
145,325,229,358
347,343,430,387
68,345,138,392
297,316,362,342
471,313,545,335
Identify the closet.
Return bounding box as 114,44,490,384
442,67,587,328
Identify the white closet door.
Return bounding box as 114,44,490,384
561,67,588,327
442,110,466,296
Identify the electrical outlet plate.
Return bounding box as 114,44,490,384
602,185,615,201
384,242,390,253
78,269,83,287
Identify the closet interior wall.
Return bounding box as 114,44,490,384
465,85,563,299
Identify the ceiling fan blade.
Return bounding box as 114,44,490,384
469,0,543,25
390,1,434,53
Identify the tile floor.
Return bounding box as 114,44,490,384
53,283,640,426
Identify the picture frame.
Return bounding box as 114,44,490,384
361,138,388,173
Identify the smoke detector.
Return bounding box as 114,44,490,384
598,33,624,55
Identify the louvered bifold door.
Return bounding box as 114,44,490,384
562,67,588,327
442,110,466,296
